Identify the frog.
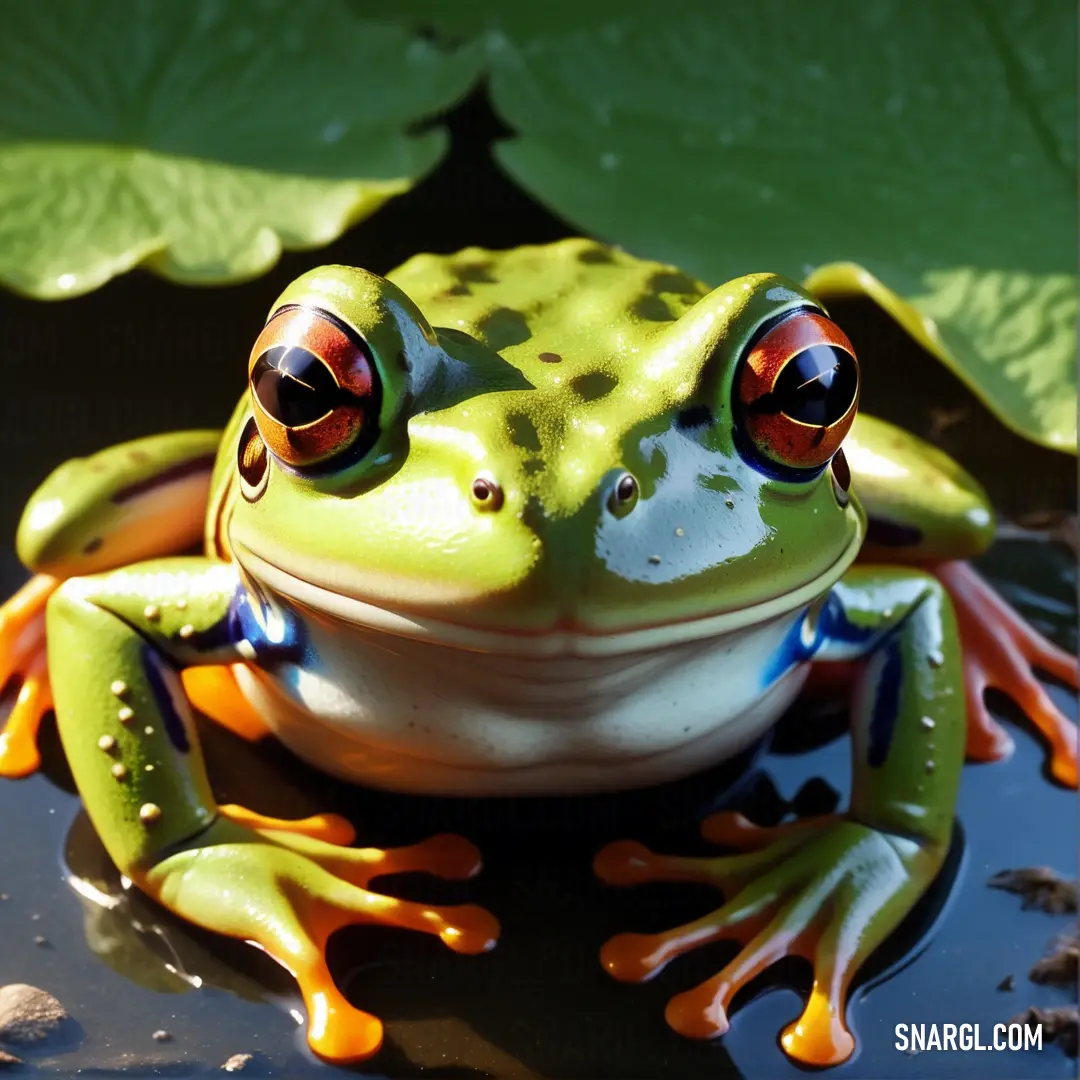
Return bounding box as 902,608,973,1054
0,238,1075,1068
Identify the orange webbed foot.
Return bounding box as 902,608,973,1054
139,815,497,1065
595,816,938,1066
0,574,60,778
934,561,1077,787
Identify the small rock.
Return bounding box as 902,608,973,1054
0,893,9,902
989,867,1078,914
996,974,1015,991
0,983,69,1044
152,1029,172,1043
0,1049,22,1068
222,1052,254,1072
1010,1005,1078,1057
32,936,48,948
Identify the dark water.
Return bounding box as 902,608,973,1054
0,537,1075,1079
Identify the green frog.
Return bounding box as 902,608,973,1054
1,239,1075,1067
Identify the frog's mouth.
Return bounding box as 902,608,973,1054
232,530,862,659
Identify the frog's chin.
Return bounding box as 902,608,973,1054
232,532,862,659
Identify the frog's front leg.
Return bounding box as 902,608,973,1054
595,568,964,1066
47,558,498,1064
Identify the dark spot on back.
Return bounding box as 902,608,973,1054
454,262,496,284
632,295,676,322
523,459,545,475
649,271,700,295
442,283,471,297
676,405,714,429
128,450,152,464
538,351,562,364
508,414,542,452
81,537,103,555
577,246,613,264
477,307,531,349
571,371,618,401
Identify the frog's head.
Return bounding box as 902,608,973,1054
227,243,864,656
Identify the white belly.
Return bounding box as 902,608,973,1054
234,608,808,796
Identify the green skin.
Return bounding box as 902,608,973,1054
12,239,999,1063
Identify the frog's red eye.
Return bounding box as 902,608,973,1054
734,311,859,472
247,306,380,469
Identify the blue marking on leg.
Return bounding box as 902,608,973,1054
142,648,190,753
174,581,304,664
819,591,878,646
230,578,305,664
761,591,879,688
867,635,903,767
762,606,819,687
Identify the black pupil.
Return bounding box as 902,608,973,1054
751,346,857,426
251,345,345,427
616,475,637,501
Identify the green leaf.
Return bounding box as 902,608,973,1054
437,0,1075,451
806,263,1077,452
0,0,482,298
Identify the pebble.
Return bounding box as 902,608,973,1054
0,983,69,1044
222,1052,254,1072
152,1029,172,1043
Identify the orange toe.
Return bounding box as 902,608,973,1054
219,804,357,846
304,984,384,1064
665,979,730,1040
780,987,855,1066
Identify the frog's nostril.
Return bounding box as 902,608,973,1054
471,473,504,512
608,472,639,518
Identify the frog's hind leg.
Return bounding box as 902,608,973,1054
0,575,60,777
844,414,1077,787
934,560,1077,787
0,431,219,778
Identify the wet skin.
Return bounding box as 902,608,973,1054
1,239,1075,1066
